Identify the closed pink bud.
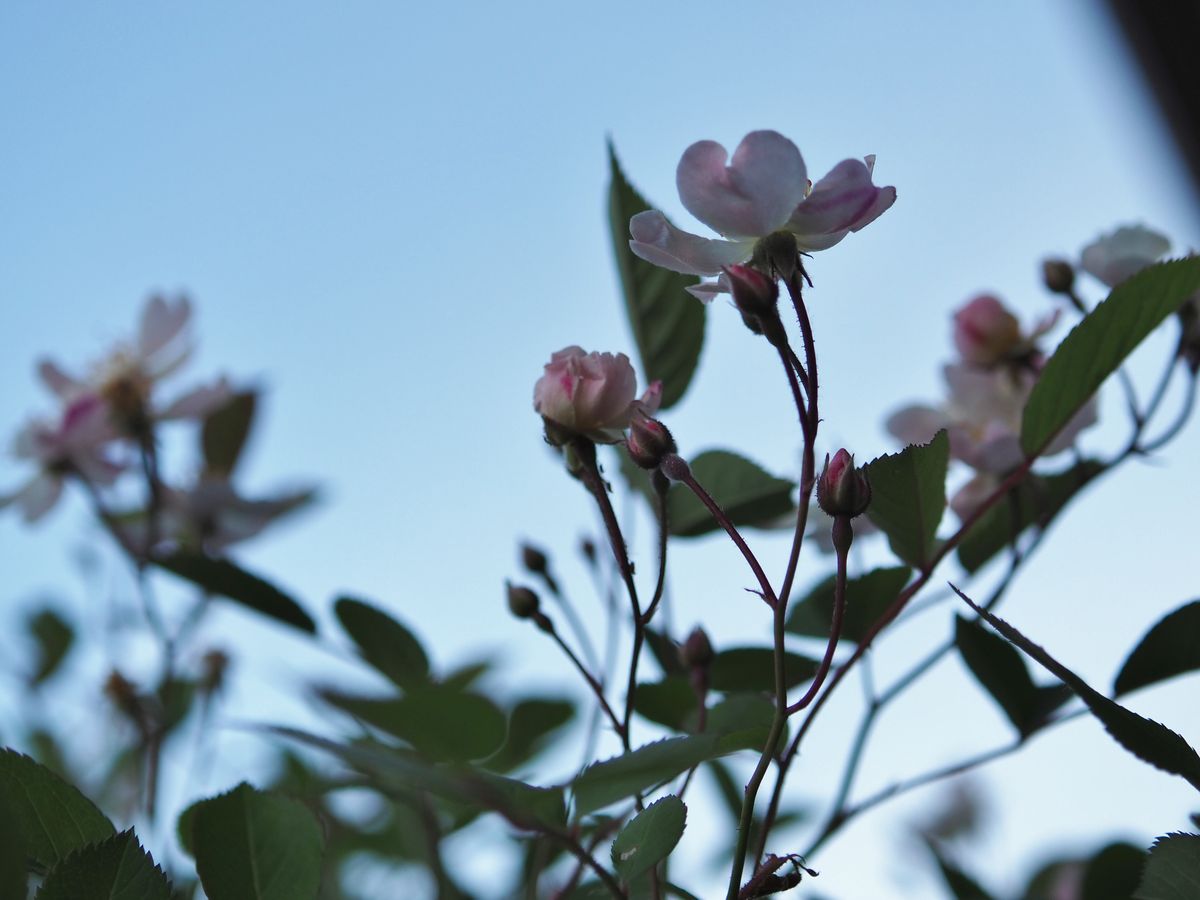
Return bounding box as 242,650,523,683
953,295,1022,366
625,413,677,470
724,264,779,318
816,449,871,519
680,626,714,669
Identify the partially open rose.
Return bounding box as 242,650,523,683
534,346,661,444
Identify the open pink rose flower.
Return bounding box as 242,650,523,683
888,363,1098,475
534,346,661,443
38,295,230,432
628,130,895,302
1,394,123,522
1079,224,1170,288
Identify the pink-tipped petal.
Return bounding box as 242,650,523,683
787,159,896,240
637,380,663,417
629,211,752,276
676,131,808,239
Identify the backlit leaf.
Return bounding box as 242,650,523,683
865,431,948,570
668,450,794,538
608,142,704,409
1022,258,1200,456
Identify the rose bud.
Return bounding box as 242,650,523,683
816,449,871,519
625,413,677,470
953,295,1022,366
520,543,548,575
724,264,779,319
506,582,540,619
679,626,714,669
1041,258,1075,295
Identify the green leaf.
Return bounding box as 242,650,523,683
27,608,74,686
573,735,723,815
957,590,1200,792
608,141,704,409
956,459,1103,573
632,677,696,731
486,698,576,772
0,819,26,900
154,552,315,633
190,783,323,900
333,597,430,688
709,647,818,694
0,748,115,871
272,727,565,830
643,629,684,677
864,431,948,570
786,566,911,643
1080,841,1146,900
36,829,171,900
611,795,686,881
201,390,257,477
707,693,777,753
1134,833,1200,900
321,685,507,762
668,450,795,538
1022,257,1200,456
954,616,1070,737
1114,600,1200,697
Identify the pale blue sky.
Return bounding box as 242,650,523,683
2,3,1199,897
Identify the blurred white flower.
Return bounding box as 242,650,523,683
1079,224,1170,288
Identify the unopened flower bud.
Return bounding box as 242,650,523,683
679,627,714,669
1041,258,1075,295
625,414,677,470
725,264,779,318
521,543,549,574
532,611,555,634
506,582,540,619
200,649,230,695
580,538,597,565
816,449,871,519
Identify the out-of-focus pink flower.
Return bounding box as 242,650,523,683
948,472,999,521
887,364,1098,473
628,131,895,302
39,296,230,433
533,346,661,443
116,476,315,554
1,394,123,522
952,295,1059,368
1080,225,1170,288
